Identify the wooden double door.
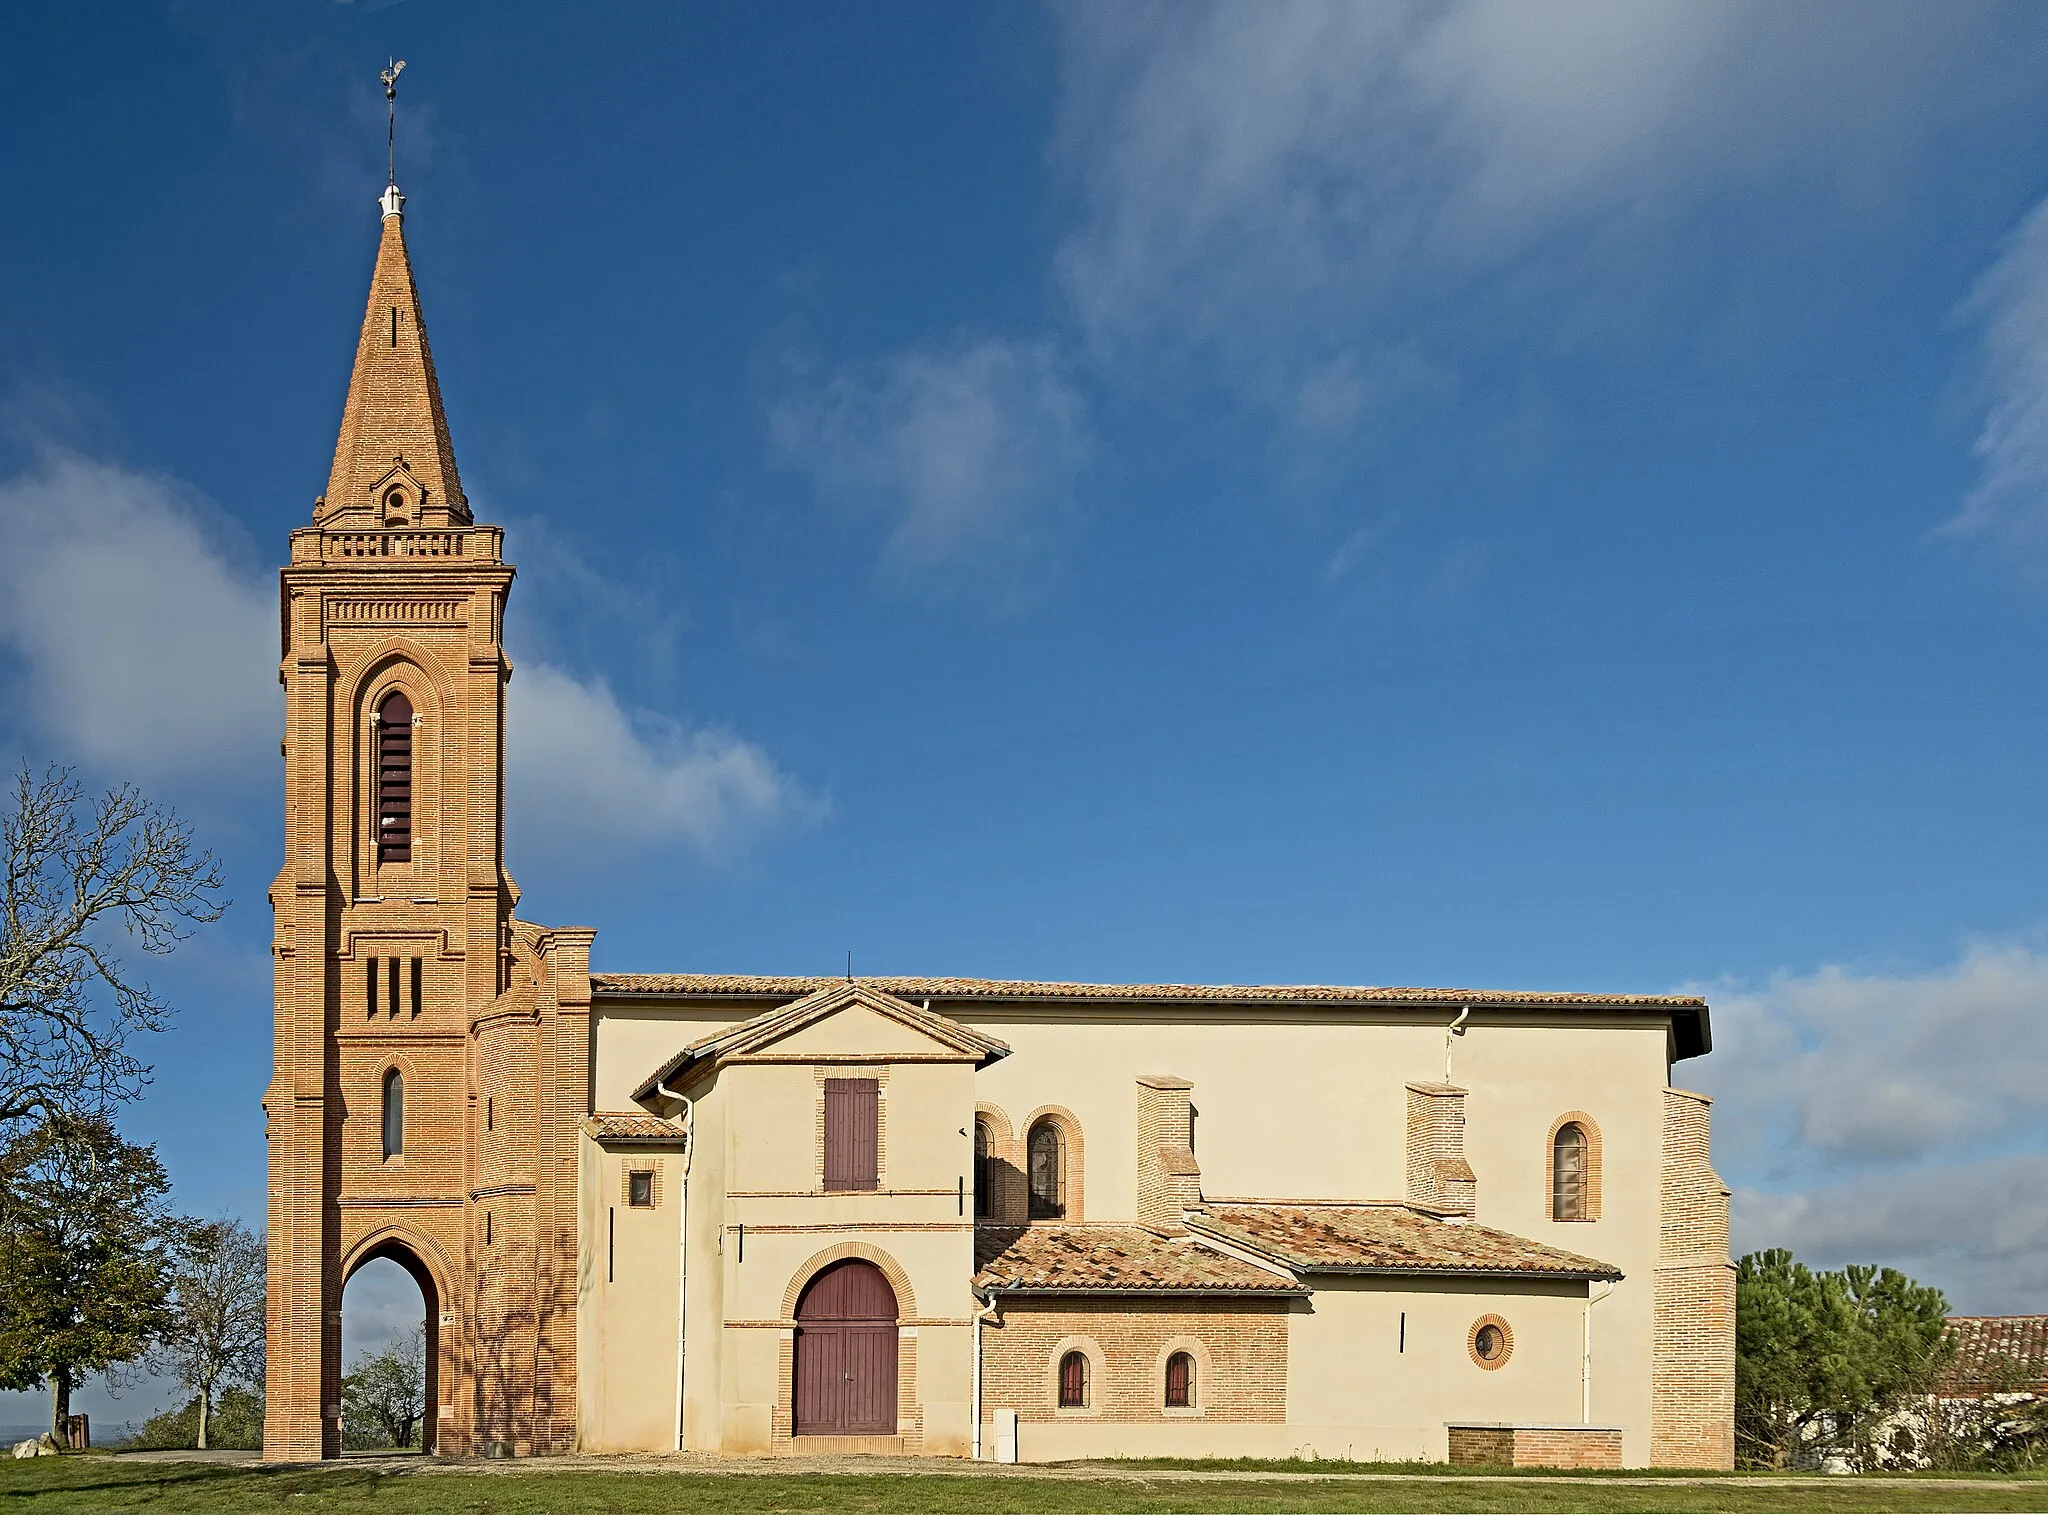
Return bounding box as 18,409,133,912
793,1260,898,1435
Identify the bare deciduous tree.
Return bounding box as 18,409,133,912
0,764,226,1128
154,1216,266,1450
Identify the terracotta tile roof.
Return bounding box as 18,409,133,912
1189,1203,1623,1281
1941,1317,2048,1394
973,1224,1303,1295
581,1112,688,1144
591,973,1709,1058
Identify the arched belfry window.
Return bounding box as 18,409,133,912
375,691,414,864
1028,1120,1064,1220
1552,1122,1587,1220
382,1068,404,1160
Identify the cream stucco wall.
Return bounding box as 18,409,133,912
576,1133,684,1453
585,995,1696,1465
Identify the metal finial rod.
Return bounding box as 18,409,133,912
380,58,407,187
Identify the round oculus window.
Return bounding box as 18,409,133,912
1468,1314,1513,1370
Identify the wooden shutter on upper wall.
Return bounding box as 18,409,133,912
824,1078,879,1191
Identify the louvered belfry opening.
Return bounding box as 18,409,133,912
375,691,414,863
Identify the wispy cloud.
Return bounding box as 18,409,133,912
1694,941,2048,1310
0,452,809,860
0,454,277,779
1949,195,2048,562
771,337,1089,594
1051,2,2024,383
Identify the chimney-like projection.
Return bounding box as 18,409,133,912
1137,1075,1203,1234
1406,1081,1476,1215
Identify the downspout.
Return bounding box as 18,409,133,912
658,1079,694,1452
971,1287,1001,1460
1444,1005,1470,1084
1582,1279,1615,1422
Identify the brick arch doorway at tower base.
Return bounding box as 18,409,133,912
340,1234,445,1454
793,1259,898,1436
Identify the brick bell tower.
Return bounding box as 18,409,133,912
263,176,588,1460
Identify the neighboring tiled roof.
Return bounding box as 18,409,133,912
593,973,1710,1059
1941,1317,2048,1394
973,1225,1303,1296
581,1112,688,1144
1189,1203,1623,1281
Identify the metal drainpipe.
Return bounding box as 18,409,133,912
1582,1279,1615,1422
658,1080,694,1452
1444,1005,1471,1084
971,1287,1000,1460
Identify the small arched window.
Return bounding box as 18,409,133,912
1165,1350,1195,1409
1028,1121,1064,1219
1058,1350,1088,1409
973,1119,991,1218
375,691,414,864
382,1068,404,1159
1552,1122,1587,1221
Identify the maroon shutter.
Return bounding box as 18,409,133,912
1165,1351,1192,1408
376,691,414,863
824,1078,879,1191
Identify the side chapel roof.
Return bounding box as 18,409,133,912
1189,1202,1624,1281
973,1224,1304,1296
1940,1316,2048,1394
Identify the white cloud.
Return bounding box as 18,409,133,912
771,336,1088,589
506,662,816,866
0,454,276,778
1051,2,2022,376
1950,196,2048,560
1694,942,2048,1310
0,452,808,860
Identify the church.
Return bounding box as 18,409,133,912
261,176,1735,1469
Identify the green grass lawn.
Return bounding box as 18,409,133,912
5,1458,2048,1515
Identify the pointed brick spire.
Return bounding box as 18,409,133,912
317,193,470,527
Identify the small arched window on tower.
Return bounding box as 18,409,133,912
1028,1120,1064,1220
375,691,413,864
1552,1121,1588,1221
382,1068,404,1160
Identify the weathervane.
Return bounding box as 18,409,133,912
381,58,407,188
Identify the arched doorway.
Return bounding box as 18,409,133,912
793,1260,898,1436
340,1241,442,1454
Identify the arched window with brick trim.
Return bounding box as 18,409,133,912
1057,1350,1088,1409
973,1118,992,1218
1028,1119,1065,1219
375,690,414,863
382,1068,404,1160
1552,1121,1587,1220
1165,1350,1195,1408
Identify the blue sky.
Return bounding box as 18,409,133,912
7,0,2048,1420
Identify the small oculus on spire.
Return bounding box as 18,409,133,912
379,58,408,219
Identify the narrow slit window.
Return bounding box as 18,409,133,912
387,957,400,1020
367,957,379,1019
390,306,398,347
381,1068,404,1159
410,957,423,1018
375,691,413,863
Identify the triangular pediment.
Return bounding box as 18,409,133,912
631,982,1009,1101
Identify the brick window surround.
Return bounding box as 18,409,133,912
1546,1111,1603,1222
1021,1106,1085,1222
1047,1336,1105,1417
